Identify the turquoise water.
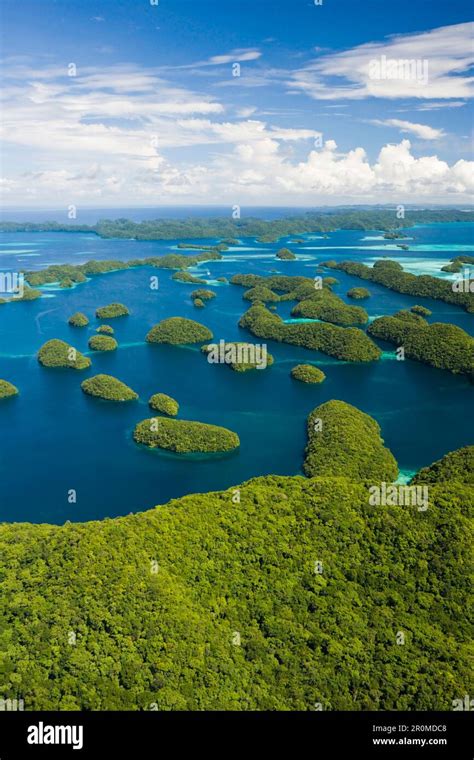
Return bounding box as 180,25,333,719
0,222,472,523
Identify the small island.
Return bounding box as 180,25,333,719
191,289,216,301
202,341,274,371
96,303,130,319
38,339,91,370
410,305,432,316
347,287,371,300
172,271,206,284
276,247,296,260
243,285,280,303
146,317,213,344
133,417,240,453
96,324,114,334
193,298,205,308
68,312,89,327
81,374,138,401
88,335,118,352
149,393,179,416
0,379,19,399
291,364,326,384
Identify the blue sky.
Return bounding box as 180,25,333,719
0,0,472,206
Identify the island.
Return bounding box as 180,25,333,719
68,312,89,327
37,339,91,370
81,374,138,401
347,287,371,300
322,259,474,313
96,324,114,334
367,310,474,376
304,399,398,480
190,289,216,302
146,317,213,344
88,335,118,352
193,298,205,308
202,341,274,371
239,302,380,362
0,380,19,399
149,393,179,416
291,364,326,383
276,247,296,260
410,446,474,485
243,285,280,303
172,271,206,284
410,305,432,316
133,417,240,453
96,303,130,319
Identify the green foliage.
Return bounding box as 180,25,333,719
96,303,129,319
347,287,371,300
411,446,474,485
96,324,114,335
239,303,380,362
172,271,206,284
0,379,19,399
81,374,138,401
202,342,274,371
291,364,326,384
410,305,432,316
37,339,91,370
68,312,89,327
325,259,474,313
0,468,471,709
276,247,296,260
193,298,205,308
367,311,474,376
133,417,240,453
88,335,118,352
304,400,398,481
291,288,368,326
191,289,216,301
243,285,280,303
149,393,179,417
146,317,213,344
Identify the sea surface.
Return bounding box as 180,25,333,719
0,219,472,523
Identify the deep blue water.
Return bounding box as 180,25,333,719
0,221,472,523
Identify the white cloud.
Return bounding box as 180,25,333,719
370,119,446,140
289,23,474,100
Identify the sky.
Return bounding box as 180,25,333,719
0,0,473,208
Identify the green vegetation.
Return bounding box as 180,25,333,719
441,255,474,273
216,276,228,283
134,417,240,453
240,303,380,362
96,324,114,335
276,247,296,260
202,342,274,371
0,380,19,399
324,259,474,313
304,400,398,480
291,289,368,326
146,317,213,345
96,303,129,319
13,286,42,302
3,210,473,244
193,298,205,309
291,364,326,384
88,335,118,352
367,310,474,376
411,446,474,485
149,393,179,417
37,339,91,370
68,312,89,327
1,433,470,709
243,285,280,303
172,271,206,284
347,287,370,300
323,277,339,287
410,305,432,316
191,289,216,301
81,374,138,402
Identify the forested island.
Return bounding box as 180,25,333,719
0,379,19,398
133,417,240,453
81,374,138,401
1,208,473,241
37,339,91,370
146,317,213,344
0,402,471,710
